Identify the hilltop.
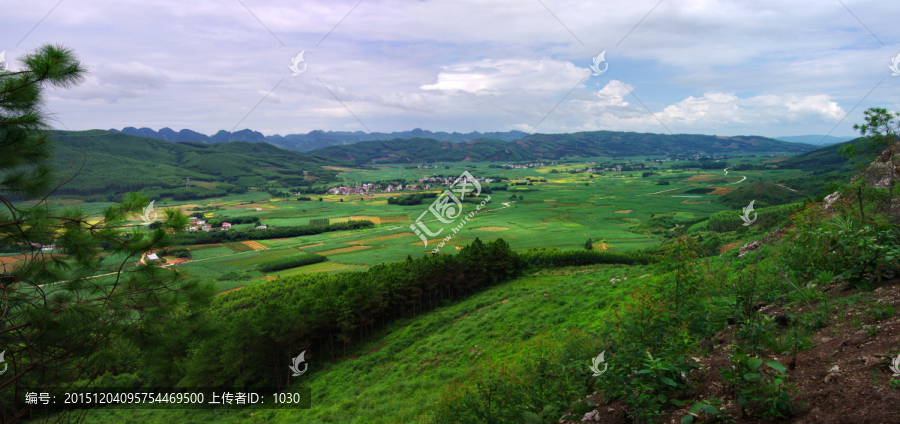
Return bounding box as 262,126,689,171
715,180,808,209
47,130,351,199
309,131,813,164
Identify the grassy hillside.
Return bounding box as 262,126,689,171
776,139,858,171
46,130,353,198
310,131,814,164
715,180,807,208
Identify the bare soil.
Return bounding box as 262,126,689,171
566,277,900,424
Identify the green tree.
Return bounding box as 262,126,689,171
842,107,899,163
585,238,593,250
0,45,214,422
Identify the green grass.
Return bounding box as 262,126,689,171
67,263,650,424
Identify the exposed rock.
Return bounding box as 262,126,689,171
822,191,841,211
581,410,600,422
737,226,788,258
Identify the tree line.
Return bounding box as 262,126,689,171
139,240,650,392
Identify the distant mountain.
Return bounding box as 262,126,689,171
110,127,270,144
774,135,857,145
109,127,529,152
48,130,350,198
308,131,815,164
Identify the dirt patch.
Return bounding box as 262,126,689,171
710,186,736,195
614,210,632,214
217,286,244,295
686,174,719,182
680,200,711,205
0,255,25,265
719,241,744,254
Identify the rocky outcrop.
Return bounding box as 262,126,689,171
738,226,788,258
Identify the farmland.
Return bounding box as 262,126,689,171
13,154,826,294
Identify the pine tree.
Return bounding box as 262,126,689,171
0,45,214,421
585,238,593,250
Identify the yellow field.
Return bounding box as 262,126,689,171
472,226,509,232
349,215,381,225
242,241,268,250
316,245,373,255
614,210,633,214
297,243,324,250
322,166,358,172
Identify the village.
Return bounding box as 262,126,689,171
322,175,497,197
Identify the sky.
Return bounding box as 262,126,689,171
3,0,900,139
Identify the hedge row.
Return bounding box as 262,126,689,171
256,253,327,272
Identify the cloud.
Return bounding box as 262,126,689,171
60,62,170,103
421,59,589,95
9,0,896,136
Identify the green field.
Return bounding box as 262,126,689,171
39,155,823,292
18,154,820,296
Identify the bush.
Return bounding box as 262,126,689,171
256,253,327,272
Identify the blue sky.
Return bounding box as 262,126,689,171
4,0,899,138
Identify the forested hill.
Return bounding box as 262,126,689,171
109,126,530,152
776,139,859,171
308,131,814,164
46,130,352,198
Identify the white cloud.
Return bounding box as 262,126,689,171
60,62,170,103
7,0,898,136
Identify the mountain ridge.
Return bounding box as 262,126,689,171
109,127,531,152
307,131,815,164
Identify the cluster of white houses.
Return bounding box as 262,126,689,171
323,176,496,197
502,162,554,169
188,216,231,232
186,216,268,232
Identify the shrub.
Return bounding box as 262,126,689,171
256,253,327,272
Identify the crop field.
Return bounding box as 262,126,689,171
54,155,819,291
